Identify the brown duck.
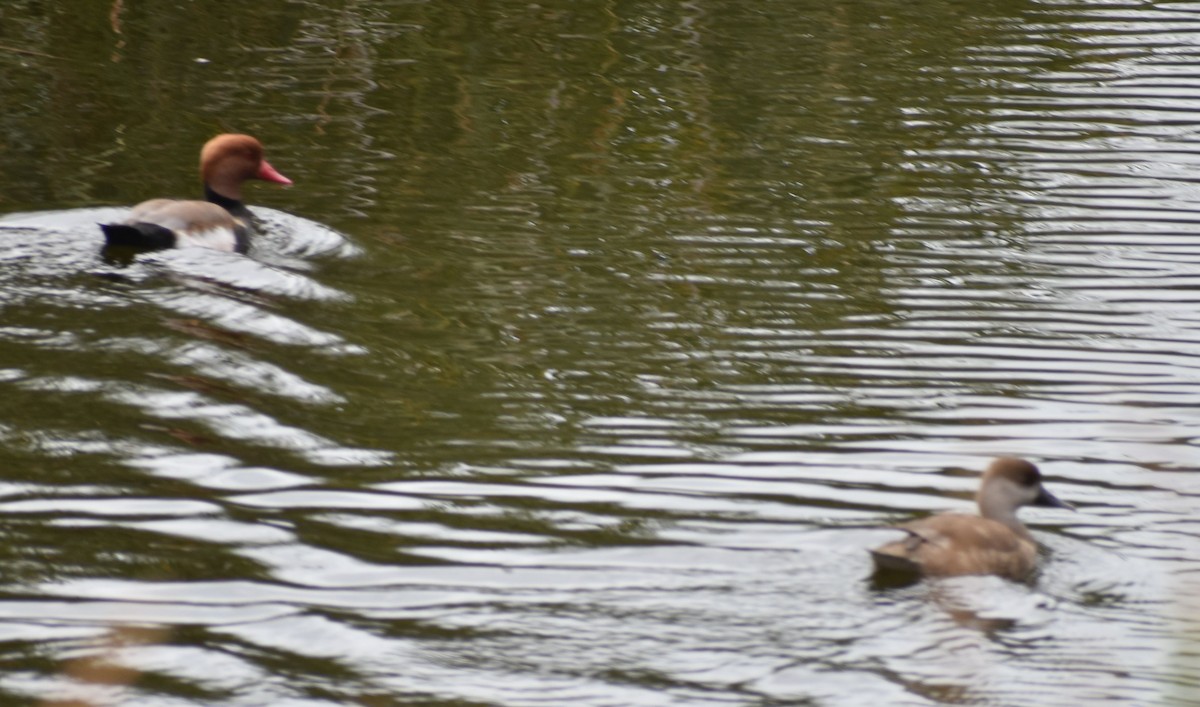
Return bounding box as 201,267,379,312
870,457,1072,581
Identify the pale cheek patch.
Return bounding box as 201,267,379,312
176,227,238,252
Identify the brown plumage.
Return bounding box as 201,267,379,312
870,457,1072,582
101,134,292,253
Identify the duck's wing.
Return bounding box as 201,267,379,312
102,199,245,252
128,199,238,233
869,520,950,574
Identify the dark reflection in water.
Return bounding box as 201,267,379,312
0,0,1199,705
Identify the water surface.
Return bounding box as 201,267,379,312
0,0,1198,704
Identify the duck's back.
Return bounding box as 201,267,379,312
870,513,1038,581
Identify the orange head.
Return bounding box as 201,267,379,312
199,133,292,200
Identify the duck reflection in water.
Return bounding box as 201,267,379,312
871,457,1073,587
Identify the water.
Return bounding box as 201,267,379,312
0,0,1198,704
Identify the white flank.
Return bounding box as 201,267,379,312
175,227,238,252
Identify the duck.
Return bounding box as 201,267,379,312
870,457,1072,582
100,134,292,253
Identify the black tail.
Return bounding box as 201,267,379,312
99,222,177,250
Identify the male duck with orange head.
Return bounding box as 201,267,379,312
100,134,292,253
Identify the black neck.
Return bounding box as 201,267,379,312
204,184,252,221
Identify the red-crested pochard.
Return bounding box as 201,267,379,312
100,134,292,253
870,457,1073,582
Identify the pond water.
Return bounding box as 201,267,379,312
0,0,1198,704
